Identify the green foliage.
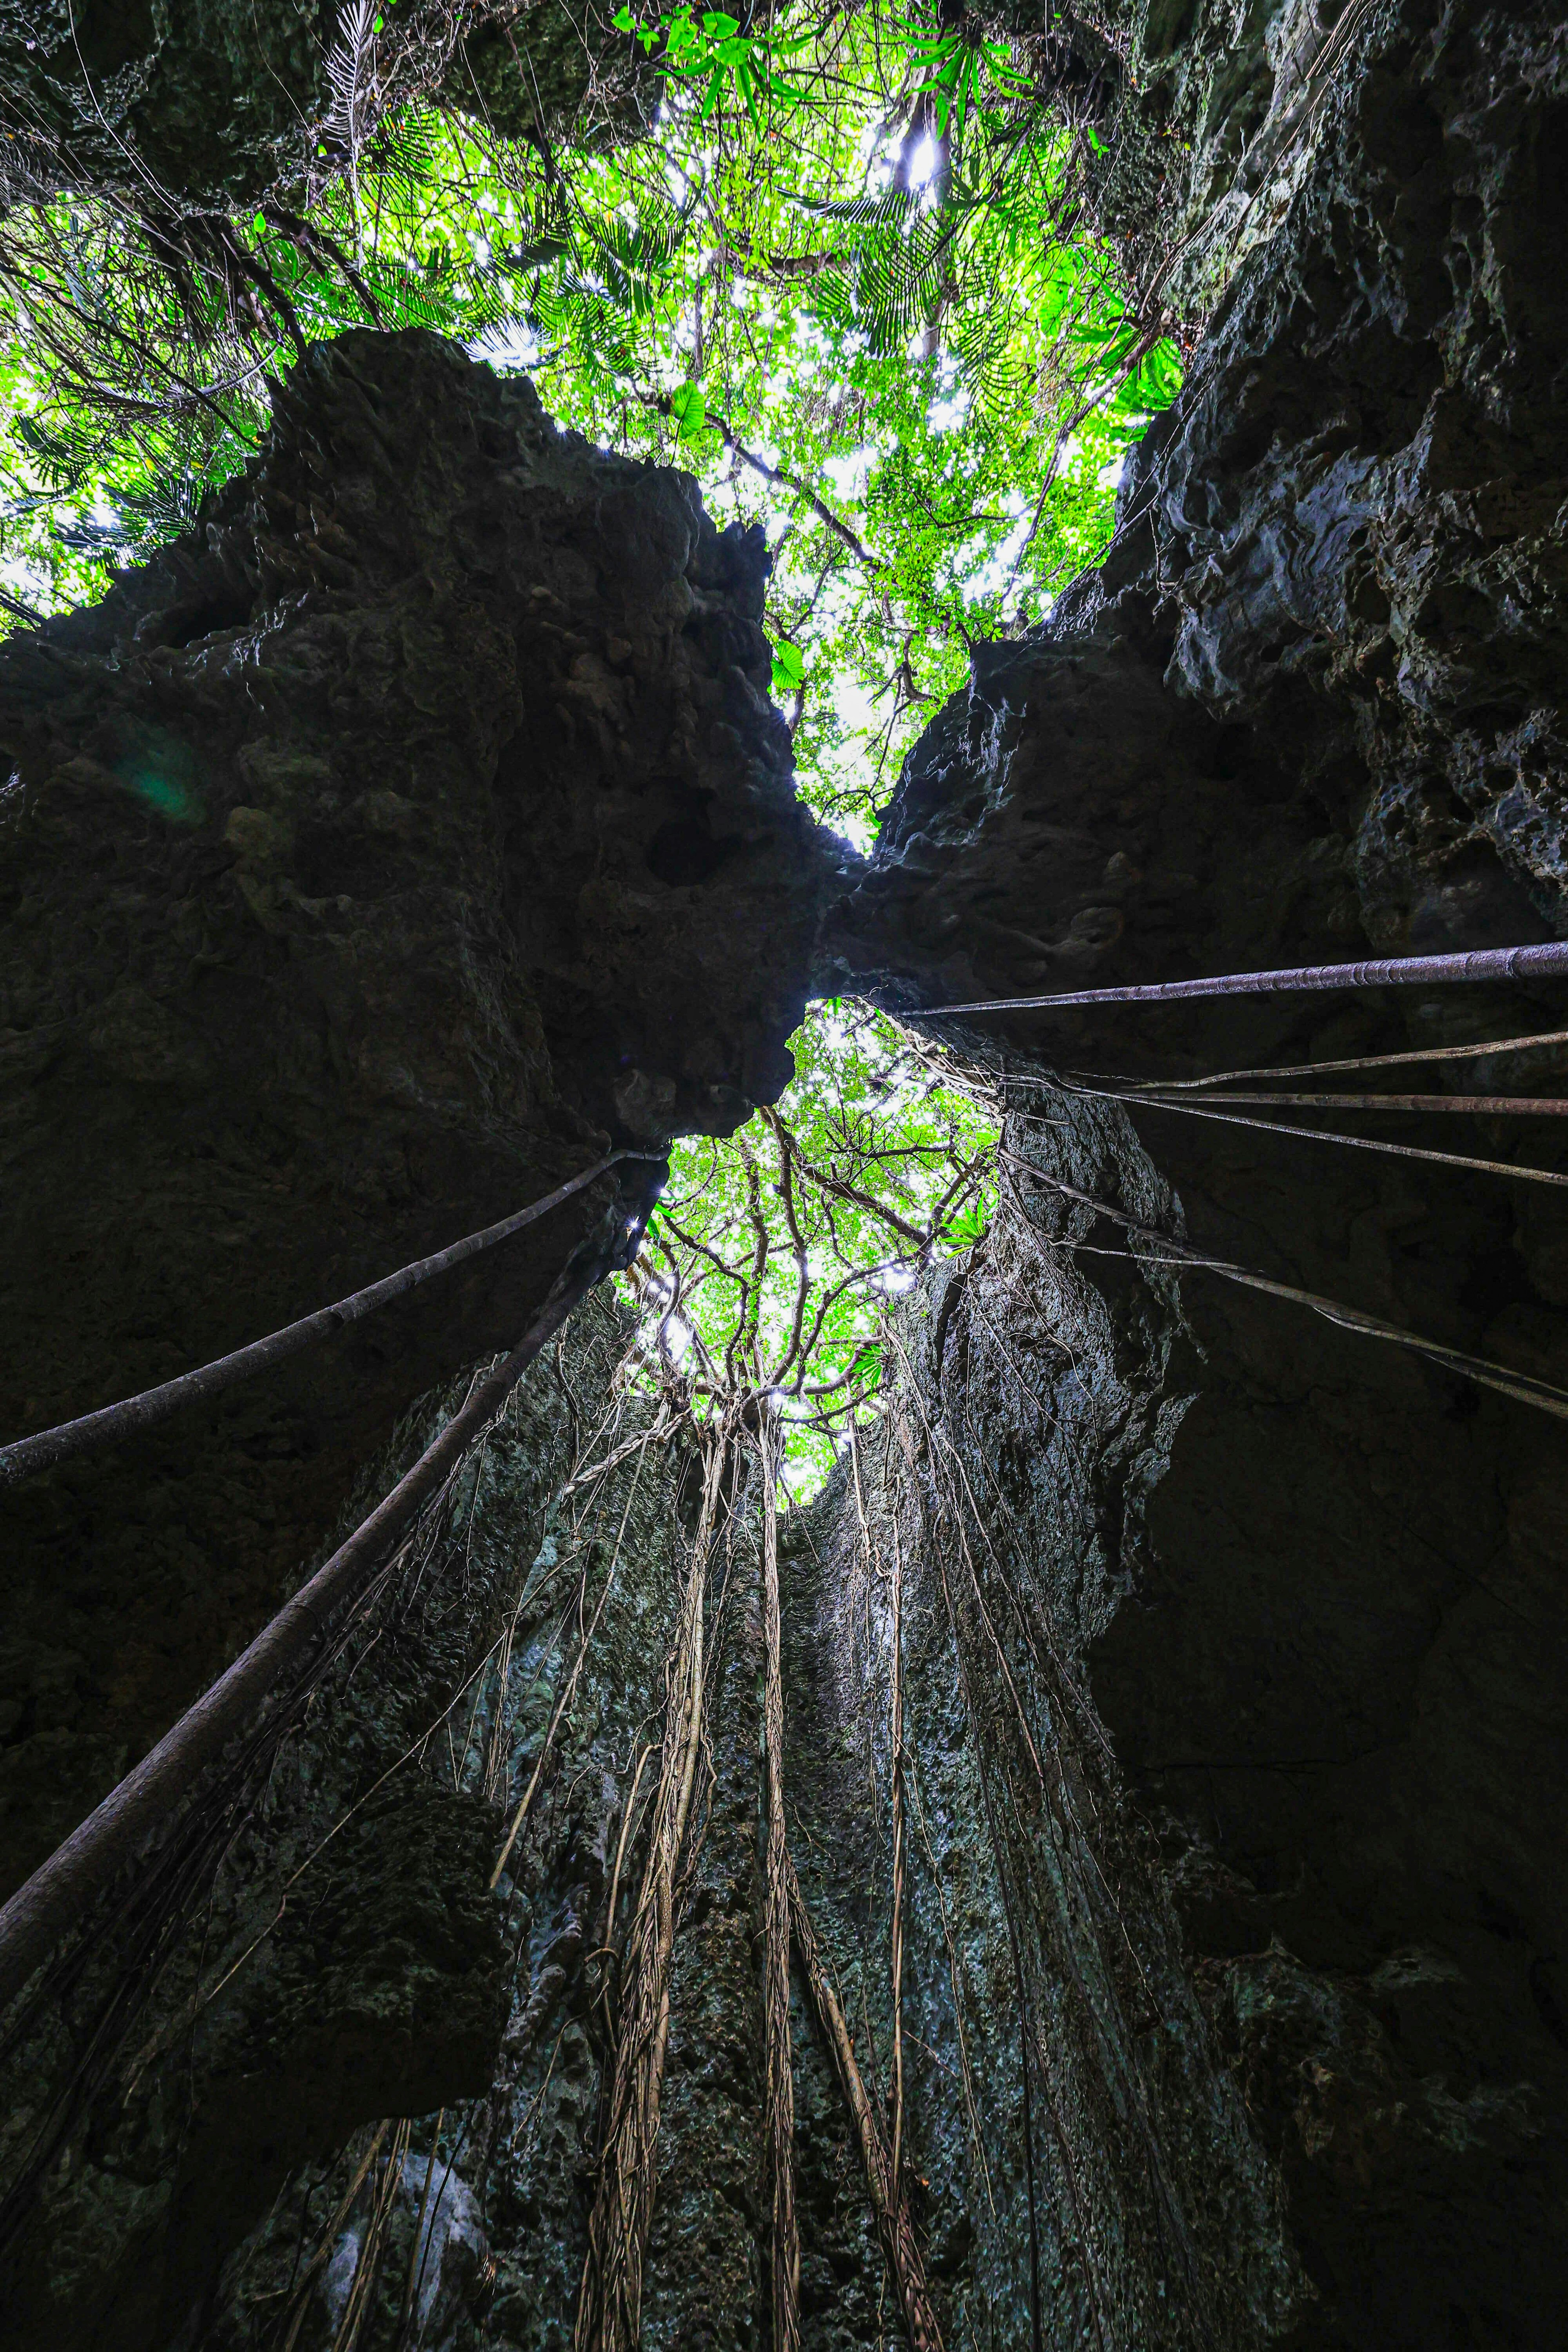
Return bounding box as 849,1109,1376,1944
0,2,1182,1468
771,637,806,696
0,2,1180,846
614,7,818,125
904,23,1033,141
622,1004,998,1497
666,380,709,440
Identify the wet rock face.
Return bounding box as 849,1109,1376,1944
781,1356,1301,2352
0,1296,635,2352
973,1084,1568,2346
825,0,1568,2338
0,326,836,1895
831,0,1568,1042
1147,0,1568,975
1068,0,1367,316
179,1333,761,2352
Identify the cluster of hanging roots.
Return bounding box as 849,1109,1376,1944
0,1256,958,2352
9,986,1566,2345
31,992,1526,2343
234,1357,949,2352
572,1391,946,2352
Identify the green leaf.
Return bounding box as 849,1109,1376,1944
771,638,805,694
668,381,707,439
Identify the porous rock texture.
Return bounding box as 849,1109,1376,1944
0,1294,802,2352
0,1292,653,2349
0,0,651,212
0,325,838,1896
5,0,1568,2347
782,1362,1302,2351
824,0,1568,2338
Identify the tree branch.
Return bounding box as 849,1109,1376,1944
639,387,884,574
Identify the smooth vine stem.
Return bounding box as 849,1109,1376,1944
734,1132,770,1385
396,2105,444,2347
1118,1080,1568,1118
332,2116,411,2352
999,1148,1568,1421
1069,1080,1568,1190
704,406,887,574
760,1106,812,1387
786,1851,946,2352
1089,1025,1568,1093
0,1148,659,1489
0,582,44,625
654,1247,689,1374
279,2123,392,2352
0,255,259,437
262,204,385,324
888,1506,908,2205
790,1267,876,1395
903,936,1568,1017
759,1408,802,2352
598,1741,655,2036
653,1211,748,1285
576,1417,731,2352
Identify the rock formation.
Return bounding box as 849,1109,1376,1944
0,1294,674,2347
2,0,1567,2345
0,327,840,1895
821,0,1568,2336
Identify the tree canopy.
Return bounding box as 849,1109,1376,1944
0,0,1181,1480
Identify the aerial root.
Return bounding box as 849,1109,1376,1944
759,1412,802,2352
574,1417,733,2352
786,1854,946,2352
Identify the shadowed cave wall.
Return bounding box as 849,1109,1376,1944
823,0,1568,2337
2,0,1568,2344
0,325,841,1897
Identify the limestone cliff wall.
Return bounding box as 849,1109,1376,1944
796,1082,1568,2345
0,328,839,1898
2,0,1567,2342
815,0,1568,2338
0,1293,783,2352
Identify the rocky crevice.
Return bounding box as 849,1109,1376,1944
4,0,1568,2341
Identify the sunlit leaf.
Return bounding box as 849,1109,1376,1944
668,381,706,439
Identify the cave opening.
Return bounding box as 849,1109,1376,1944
2,2,1568,2348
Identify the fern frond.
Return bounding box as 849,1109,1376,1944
795,186,920,230
325,0,379,155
